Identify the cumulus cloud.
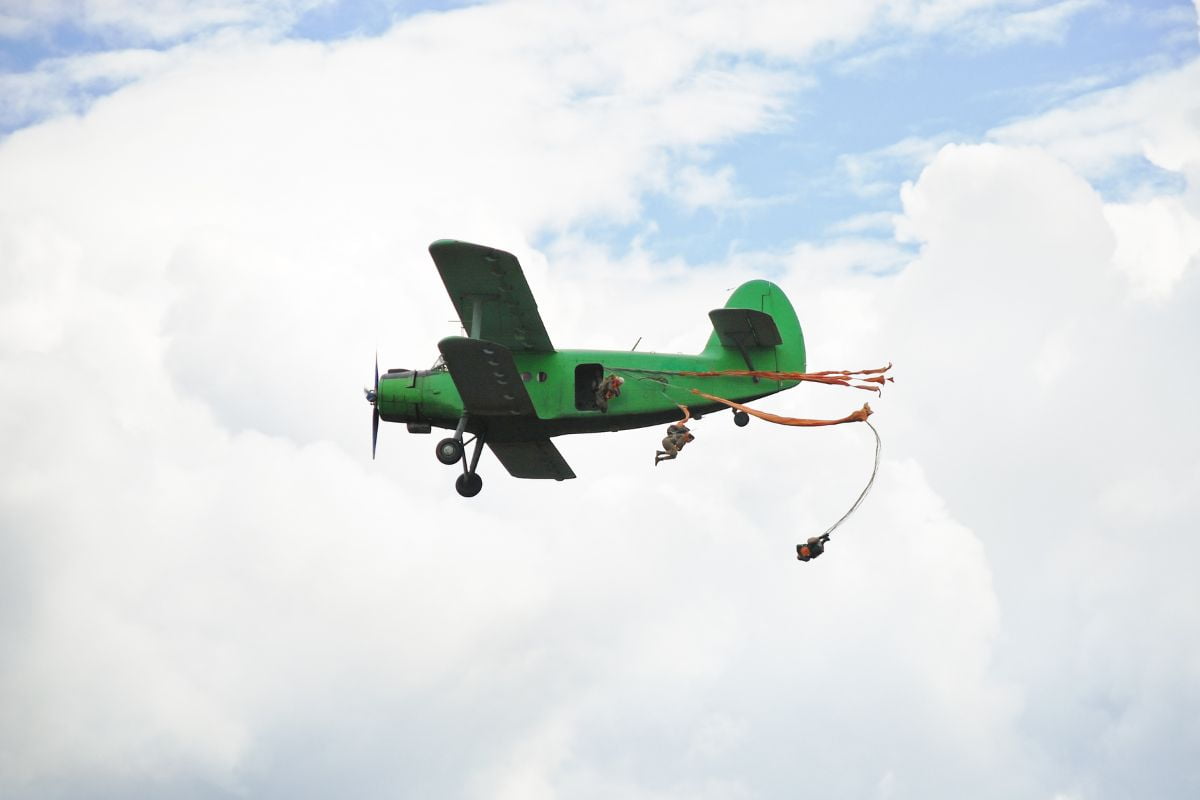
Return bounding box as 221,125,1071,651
1104,196,1200,298
881,139,1200,798
991,57,1200,298
3,1,1199,799
0,4,1014,796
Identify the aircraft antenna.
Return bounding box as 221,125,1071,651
631,336,642,352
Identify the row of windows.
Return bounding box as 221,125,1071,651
520,363,610,412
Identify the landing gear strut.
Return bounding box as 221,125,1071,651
436,415,487,497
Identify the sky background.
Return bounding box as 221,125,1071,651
2,1,1199,798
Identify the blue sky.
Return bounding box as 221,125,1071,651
6,1,1197,250
628,0,1200,260
2,2,1199,798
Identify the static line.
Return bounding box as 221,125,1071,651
819,419,881,540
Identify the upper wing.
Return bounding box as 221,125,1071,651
429,240,555,353
437,336,537,416
488,440,576,480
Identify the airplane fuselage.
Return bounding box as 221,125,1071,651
377,347,799,441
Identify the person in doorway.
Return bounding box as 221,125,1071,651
594,374,624,413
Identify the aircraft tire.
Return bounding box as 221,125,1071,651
436,437,463,465
456,472,483,497
733,410,750,427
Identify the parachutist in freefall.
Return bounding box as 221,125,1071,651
654,423,694,465
796,535,829,562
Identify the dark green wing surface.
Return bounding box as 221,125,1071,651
437,336,536,416
708,308,783,348
436,335,574,480
488,440,576,480
429,240,555,353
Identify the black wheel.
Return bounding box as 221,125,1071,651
733,410,750,427
455,472,483,497
436,437,463,465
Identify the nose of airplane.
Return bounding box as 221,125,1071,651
375,369,420,421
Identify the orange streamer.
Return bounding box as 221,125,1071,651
675,364,894,395
691,389,873,427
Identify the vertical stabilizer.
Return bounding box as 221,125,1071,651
701,280,806,375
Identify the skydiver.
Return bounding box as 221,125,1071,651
796,535,829,562
654,422,694,465
595,374,624,413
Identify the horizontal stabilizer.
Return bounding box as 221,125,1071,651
489,440,576,480
708,308,783,348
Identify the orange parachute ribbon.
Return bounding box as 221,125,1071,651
691,390,873,427
676,363,894,394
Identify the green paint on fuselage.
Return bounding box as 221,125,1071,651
377,279,806,442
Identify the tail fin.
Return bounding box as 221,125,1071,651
700,279,806,374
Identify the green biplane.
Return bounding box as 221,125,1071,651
366,239,806,497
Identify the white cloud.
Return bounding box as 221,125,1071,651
671,164,737,211
3,2,1200,798
0,0,323,44
873,0,1098,47
882,139,1200,797
0,46,172,128
884,0,1005,34
965,0,1100,47
837,134,956,197
1104,196,1200,298
991,58,1200,178
0,3,1024,795
988,56,1200,298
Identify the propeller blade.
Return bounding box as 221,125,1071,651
372,407,380,460
371,352,381,460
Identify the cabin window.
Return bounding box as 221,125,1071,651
537,371,548,383
520,371,532,382
574,363,604,410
